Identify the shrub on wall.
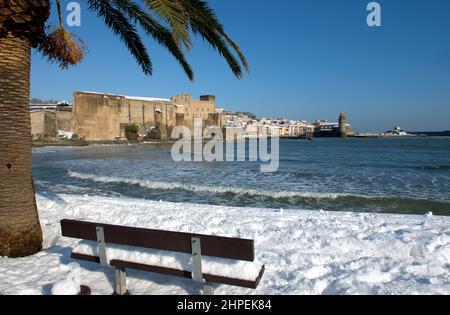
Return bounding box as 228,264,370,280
125,124,139,140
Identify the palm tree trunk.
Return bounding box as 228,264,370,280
0,33,43,258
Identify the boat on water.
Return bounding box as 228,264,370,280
384,126,416,137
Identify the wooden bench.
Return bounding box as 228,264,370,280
60,219,265,295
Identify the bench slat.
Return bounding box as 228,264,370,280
62,219,255,262
71,253,265,289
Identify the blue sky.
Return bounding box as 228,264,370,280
31,0,450,132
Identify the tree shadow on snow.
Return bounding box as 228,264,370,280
36,190,68,205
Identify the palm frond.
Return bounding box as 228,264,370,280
87,0,152,75
62,0,248,80
144,0,192,50
223,33,250,74
112,0,193,80
180,0,249,77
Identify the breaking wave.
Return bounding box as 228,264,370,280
67,170,450,215
68,170,350,200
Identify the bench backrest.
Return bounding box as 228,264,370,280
60,219,255,262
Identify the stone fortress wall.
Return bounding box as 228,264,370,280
30,91,221,142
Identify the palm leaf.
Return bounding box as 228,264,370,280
144,0,192,50
180,0,249,77
87,0,153,75
112,0,193,80
223,33,250,74
46,0,248,80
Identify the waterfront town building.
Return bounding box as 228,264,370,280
239,118,315,138
312,117,354,137
171,94,216,122
30,101,73,141
30,91,220,141
30,92,352,141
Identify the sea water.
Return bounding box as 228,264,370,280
32,137,450,216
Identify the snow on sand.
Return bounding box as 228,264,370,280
0,194,449,295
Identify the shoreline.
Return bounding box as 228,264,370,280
32,135,450,148
32,139,175,147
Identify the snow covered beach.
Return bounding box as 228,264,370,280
1,193,449,295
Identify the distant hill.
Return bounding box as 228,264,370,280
225,111,257,119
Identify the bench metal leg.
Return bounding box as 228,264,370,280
191,237,215,295
115,267,127,295
203,282,214,295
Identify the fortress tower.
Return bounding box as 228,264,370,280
339,112,347,137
